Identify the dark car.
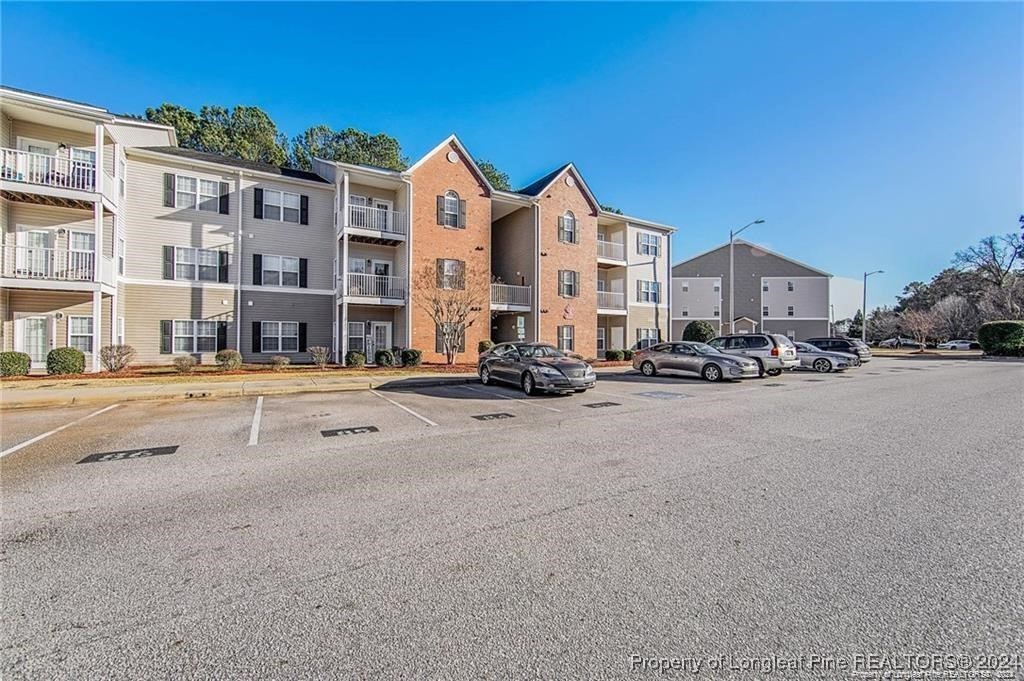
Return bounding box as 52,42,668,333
478,342,596,395
805,337,872,364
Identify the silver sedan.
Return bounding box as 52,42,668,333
632,341,760,382
793,342,858,372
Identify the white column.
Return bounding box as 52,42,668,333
91,291,102,372
93,202,104,282
94,123,104,196
341,233,349,366
341,171,350,228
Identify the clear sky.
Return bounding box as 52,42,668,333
2,2,1020,309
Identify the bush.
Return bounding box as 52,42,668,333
46,347,85,375
622,349,634,361
99,344,136,373
977,320,1024,357
345,350,366,367
681,320,716,343
270,355,290,371
401,348,423,367
173,355,197,374
604,349,625,361
0,351,31,376
478,339,494,354
214,349,242,371
374,349,397,367
308,346,332,369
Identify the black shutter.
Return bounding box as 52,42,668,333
218,251,229,283
435,324,443,353
299,258,308,288
299,195,309,225
573,271,580,296
557,270,565,296
216,322,228,351
162,245,175,280
458,325,465,352
458,200,467,229
253,188,263,219
436,196,445,225
160,320,172,354
163,174,175,207
298,323,308,353
218,182,230,215
252,321,261,353
252,254,262,285
573,221,579,244
557,215,565,242
456,260,466,290
436,259,444,288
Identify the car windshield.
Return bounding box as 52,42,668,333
771,334,795,347
689,343,719,355
518,344,564,358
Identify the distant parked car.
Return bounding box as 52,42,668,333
478,342,596,395
793,342,856,373
804,337,872,364
879,337,923,349
937,340,980,350
632,341,760,382
706,333,799,377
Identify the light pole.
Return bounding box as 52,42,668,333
729,219,765,333
862,270,883,342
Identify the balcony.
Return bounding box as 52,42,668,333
345,273,406,303
0,245,114,290
597,290,627,313
1,148,96,192
490,283,531,312
346,204,408,241
597,240,626,265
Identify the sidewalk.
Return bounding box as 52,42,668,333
1,366,634,410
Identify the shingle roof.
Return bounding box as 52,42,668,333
139,146,330,183
516,164,571,197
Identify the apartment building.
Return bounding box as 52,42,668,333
670,239,831,340
1,87,675,369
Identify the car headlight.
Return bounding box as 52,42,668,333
535,366,562,377
584,365,596,376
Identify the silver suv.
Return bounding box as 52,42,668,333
707,334,799,377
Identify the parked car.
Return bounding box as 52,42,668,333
804,337,872,364
793,342,856,373
706,334,799,376
937,340,981,350
632,341,760,382
478,342,596,395
878,337,923,349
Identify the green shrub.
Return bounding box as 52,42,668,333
345,350,366,367
478,339,494,354
270,355,290,371
100,344,136,372
604,349,625,361
622,349,634,361
681,320,716,343
173,355,197,374
214,349,242,371
374,349,397,367
401,348,423,367
46,347,85,375
977,320,1024,357
0,351,31,376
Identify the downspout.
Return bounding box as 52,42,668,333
332,171,341,362
235,170,243,351
402,175,413,350
340,171,350,365
533,201,541,343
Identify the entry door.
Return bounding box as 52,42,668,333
18,316,51,368
372,199,393,231
366,322,392,361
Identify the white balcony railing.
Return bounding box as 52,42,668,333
597,290,626,309
597,240,625,261
2,245,95,281
348,204,408,235
0,148,96,192
346,273,407,299
491,283,531,307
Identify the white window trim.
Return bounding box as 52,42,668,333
636,328,658,342
638,280,661,304
763,306,770,317
638,232,661,256
263,189,302,224
260,320,300,353
261,254,300,288
439,258,464,289
596,327,606,353
175,246,221,282
787,306,795,317
117,237,126,276
559,270,579,298
558,325,575,352
560,211,577,243
174,174,220,212
67,315,93,353
68,230,95,253
172,319,218,353
679,306,689,317
443,190,460,228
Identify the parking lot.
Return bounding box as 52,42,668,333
2,357,1022,677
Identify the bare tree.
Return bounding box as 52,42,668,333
900,309,936,352
931,295,980,340
866,306,900,342
953,234,1023,319
412,261,488,364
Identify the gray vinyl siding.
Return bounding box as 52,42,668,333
240,290,333,363
761,276,829,319
121,284,234,365
672,276,721,320
760,319,830,340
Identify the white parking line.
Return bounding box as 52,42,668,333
247,396,264,446
370,390,439,427
459,384,563,413
1,404,121,459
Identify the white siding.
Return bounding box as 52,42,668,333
672,276,721,320
761,276,829,319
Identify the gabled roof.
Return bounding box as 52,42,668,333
673,239,831,277
516,162,600,213
406,134,494,195
137,146,330,184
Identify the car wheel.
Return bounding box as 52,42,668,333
480,366,492,385
813,358,832,373
522,373,536,396
766,368,782,377
754,359,766,378
640,360,657,377
701,363,722,382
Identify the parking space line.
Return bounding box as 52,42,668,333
247,396,264,446
459,385,562,413
370,390,439,427
1,404,121,458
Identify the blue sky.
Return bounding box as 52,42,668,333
2,2,1020,310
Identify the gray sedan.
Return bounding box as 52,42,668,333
478,342,596,395
632,341,760,382
793,342,857,372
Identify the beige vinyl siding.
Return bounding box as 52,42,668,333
121,284,234,364
348,183,399,209
10,120,95,151
626,304,668,345
490,206,535,286
347,243,405,277
0,110,12,148
1,289,112,368
106,122,174,148
347,305,404,354
2,202,113,263
240,290,333,363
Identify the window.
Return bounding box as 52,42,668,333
69,231,95,252
68,316,93,353
680,306,689,317
713,305,720,317
443,190,460,228
261,321,299,352
264,189,301,223
117,317,125,345
173,175,221,213
596,327,606,353
557,325,574,352
637,280,661,304
559,211,576,243
787,306,795,317
680,280,689,292
787,281,794,292
347,321,365,353
117,238,126,275
262,255,300,287
119,159,126,198
558,270,579,297
713,283,720,292
438,259,465,289
763,306,770,317
175,247,221,282
173,320,218,353
762,282,769,292
636,328,659,345
638,232,661,256
349,194,367,227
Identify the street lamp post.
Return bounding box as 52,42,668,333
729,219,765,333
862,270,884,343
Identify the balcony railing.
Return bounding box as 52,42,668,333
597,240,625,261
2,245,95,281
597,290,626,309
346,273,406,299
348,204,408,235
491,283,531,308
1,148,96,192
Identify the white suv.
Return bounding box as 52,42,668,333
707,334,800,377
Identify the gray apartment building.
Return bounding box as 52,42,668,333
670,239,831,340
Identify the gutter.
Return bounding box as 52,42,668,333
236,170,244,351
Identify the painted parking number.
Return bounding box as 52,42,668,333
78,445,179,464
